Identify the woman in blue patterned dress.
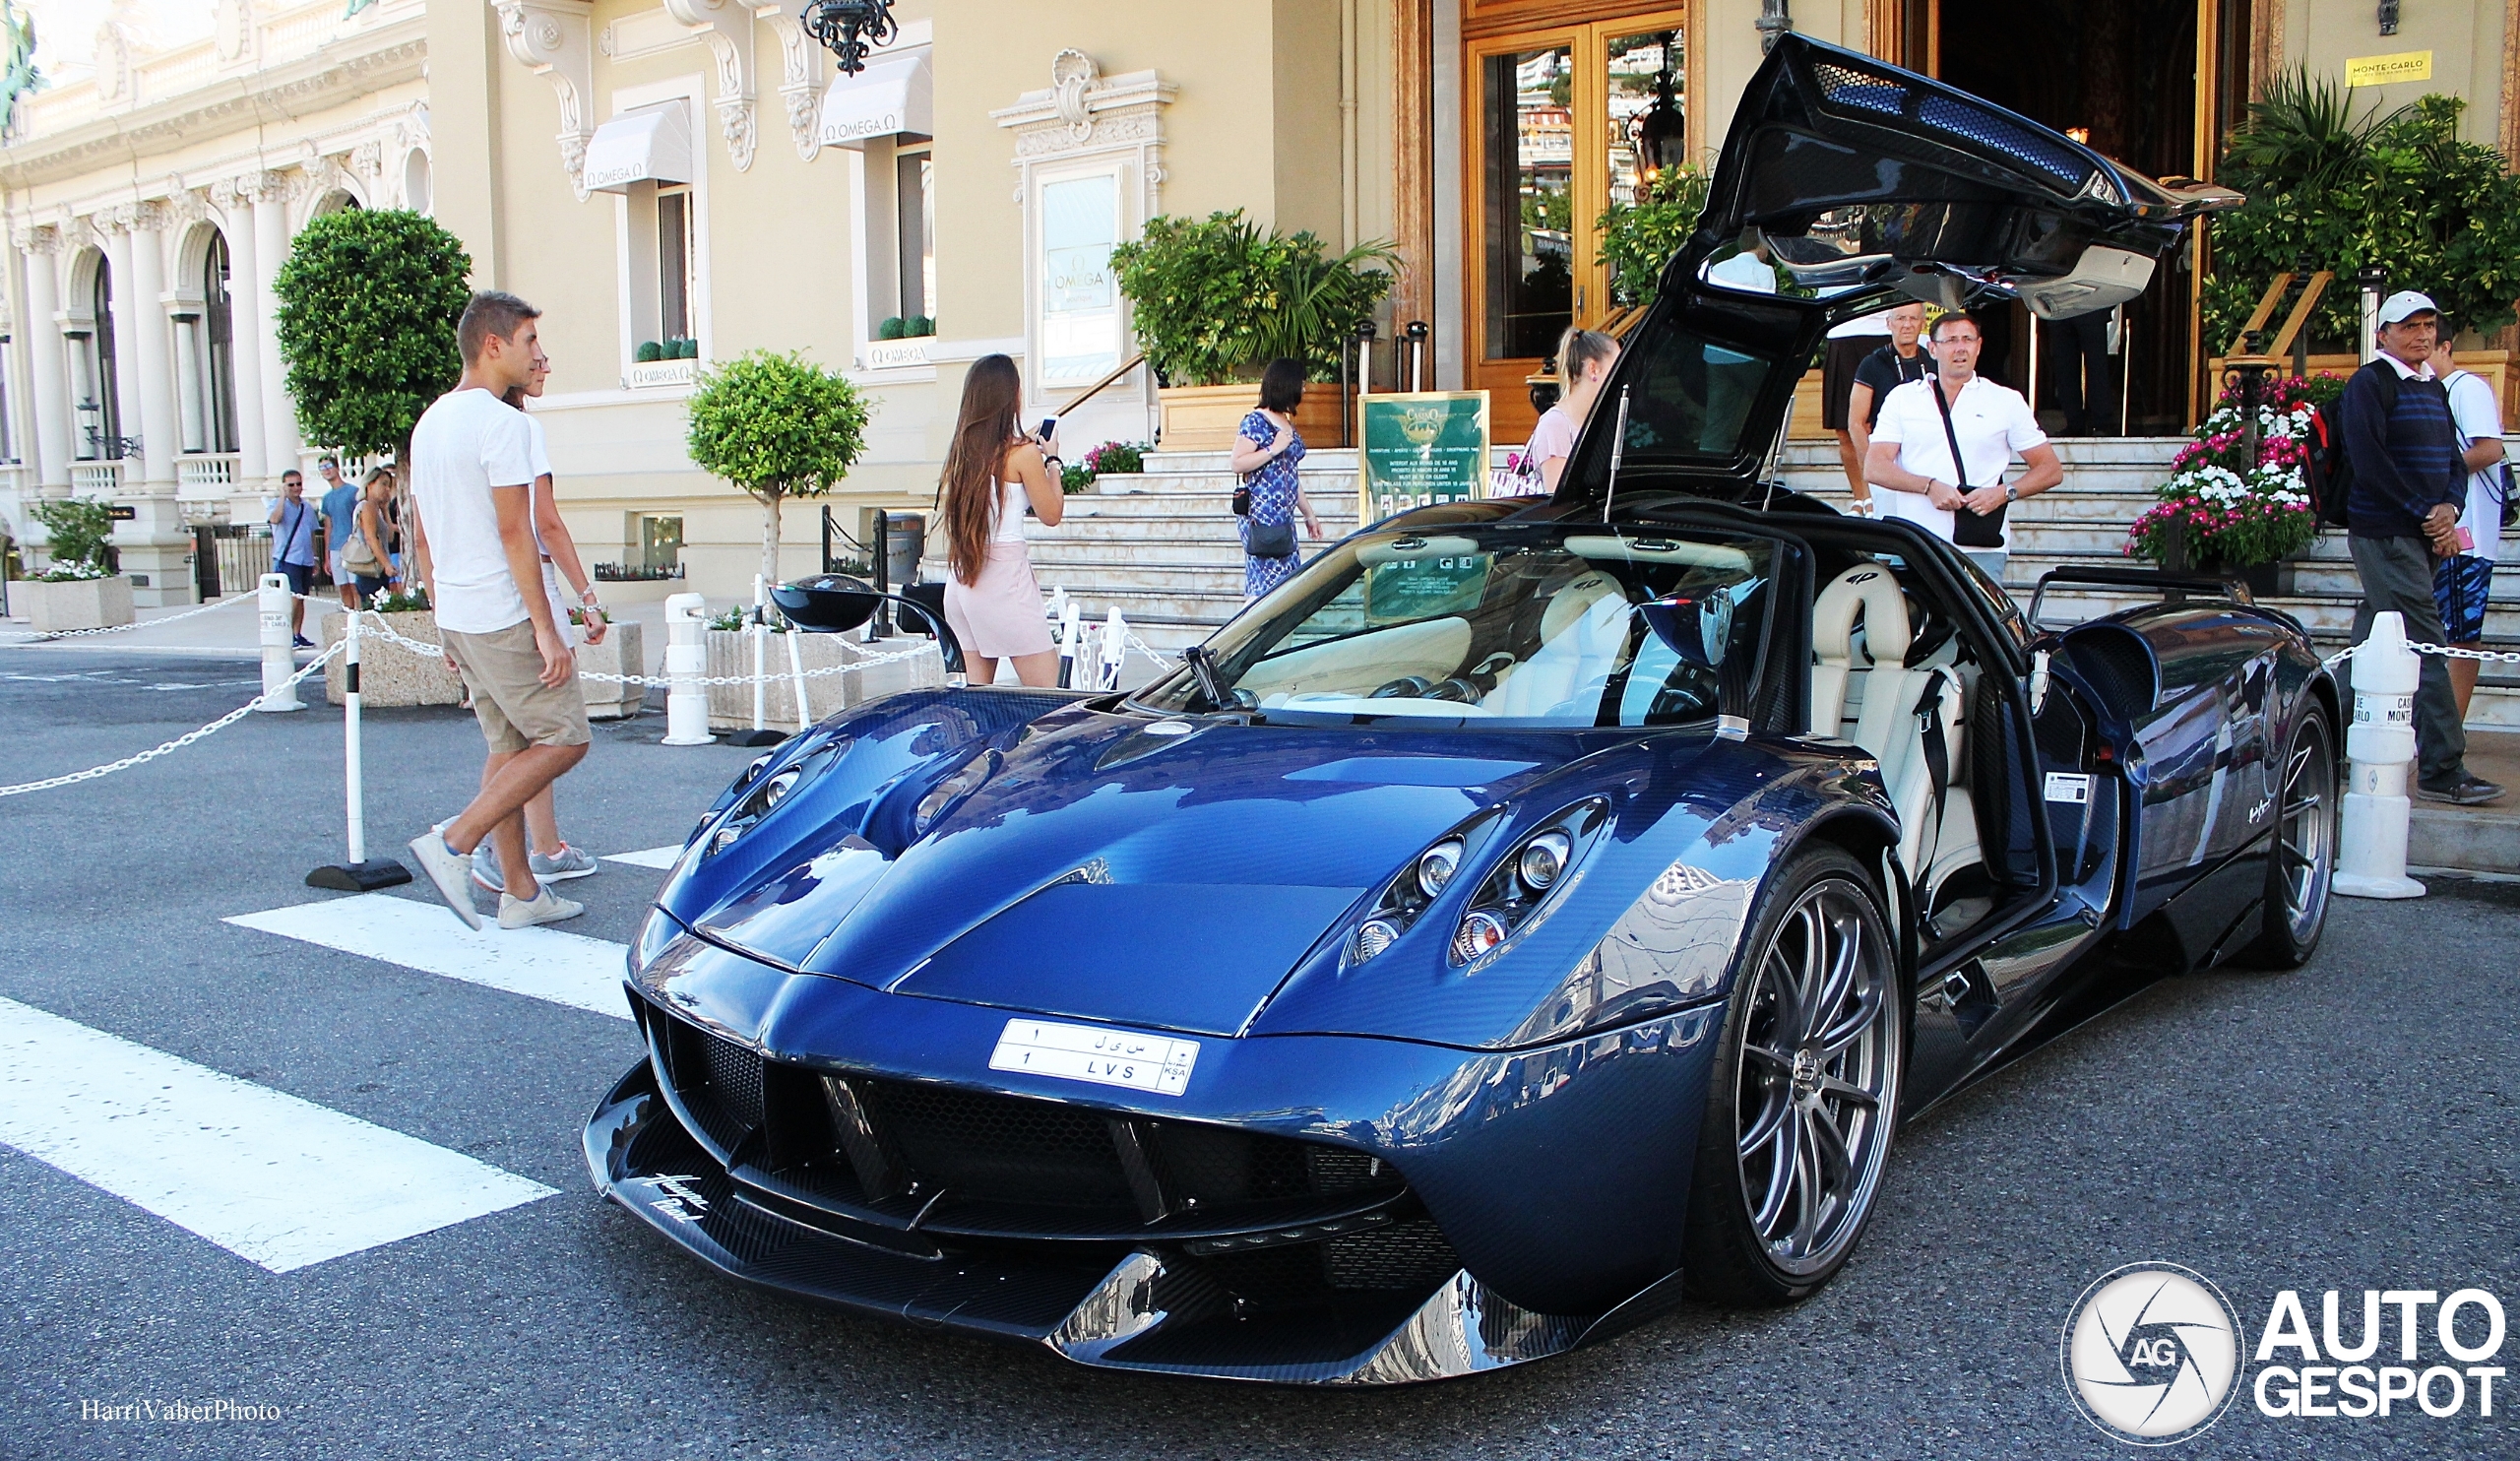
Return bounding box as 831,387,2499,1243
1228,358,1324,600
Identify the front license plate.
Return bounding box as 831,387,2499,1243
987,1019,1200,1097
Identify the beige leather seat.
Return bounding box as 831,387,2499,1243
1810,563,1974,886
1486,571,1630,718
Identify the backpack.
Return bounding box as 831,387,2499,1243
2305,362,2400,531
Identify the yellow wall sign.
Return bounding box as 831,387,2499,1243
2346,50,2433,87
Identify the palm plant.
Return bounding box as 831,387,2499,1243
2220,67,2403,196
1251,238,1403,373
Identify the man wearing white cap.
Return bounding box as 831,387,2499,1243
2338,289,2501,805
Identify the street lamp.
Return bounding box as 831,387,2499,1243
799,0,898,76
1628,32,1685,189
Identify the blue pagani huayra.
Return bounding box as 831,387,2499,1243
587,37,2337,1383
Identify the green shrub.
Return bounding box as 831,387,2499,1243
908,315,934,338
685,350,871,590
1596,168,1710,308
1084,440,1147,476
1111,211,1398,385
31,497,114,575
2205,77,2520,352
1060,462,1093,494
274,210,472,467
635,340,663,363
877,316,906,341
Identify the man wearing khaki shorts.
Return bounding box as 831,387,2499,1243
403,290,591,929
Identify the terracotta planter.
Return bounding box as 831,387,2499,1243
323,610,467,707
19,575,135,633
704,627,945,731
1158,383,1347,452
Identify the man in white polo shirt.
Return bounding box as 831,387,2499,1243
403,290,590,931
1862,311,2062,585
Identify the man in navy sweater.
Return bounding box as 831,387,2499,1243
2340,290,2501,804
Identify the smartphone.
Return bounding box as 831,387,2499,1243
1038,416,1057,443
2456,526,2476,552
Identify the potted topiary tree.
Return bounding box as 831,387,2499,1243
19,496,134,632
1110,211,1397,451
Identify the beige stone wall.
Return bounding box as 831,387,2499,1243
2289,0,2507,150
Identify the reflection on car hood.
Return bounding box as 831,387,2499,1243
688,708,1598,1038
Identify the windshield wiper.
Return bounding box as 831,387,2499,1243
1181,644,1230,711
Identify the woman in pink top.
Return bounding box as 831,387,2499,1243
1521,327,1621,491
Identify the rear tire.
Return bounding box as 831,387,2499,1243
1683,846,1904,1305
2248,705,2336,969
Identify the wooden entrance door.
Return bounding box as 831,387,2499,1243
1467,11,1691,444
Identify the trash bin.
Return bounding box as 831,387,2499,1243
882,513,924,591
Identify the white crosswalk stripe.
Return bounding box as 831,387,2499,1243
226,894,631,1021
602,844,684,869
0,997,555,1272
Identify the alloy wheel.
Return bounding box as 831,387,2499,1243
2274,716,2335,943
1732,878,1900,1279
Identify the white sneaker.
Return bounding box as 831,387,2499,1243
529,844,599,882
498,887,585,928
409,830,482,931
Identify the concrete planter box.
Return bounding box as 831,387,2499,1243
1157,383,1345,452
705,627,944,731
576,621,646,721
19,574,136,633
323,610,467,707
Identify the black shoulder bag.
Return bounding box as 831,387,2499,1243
1929,377,2007,549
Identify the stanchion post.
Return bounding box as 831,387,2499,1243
662,592,715,745
1055,601,1082,689
785,622,812,731
728,576,782,746
306,610,412,891
1101,607,1129,690
255,573,305,713
2335,610,2426,899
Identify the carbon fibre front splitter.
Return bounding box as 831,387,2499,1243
583,1061,1682,1384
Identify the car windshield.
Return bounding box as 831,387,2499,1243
1136,524,1778,728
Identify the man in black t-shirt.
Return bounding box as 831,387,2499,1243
1845,302,1930,515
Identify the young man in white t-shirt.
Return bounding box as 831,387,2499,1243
2430,338,2506,719
404,290,591,930
1862,312,2063,586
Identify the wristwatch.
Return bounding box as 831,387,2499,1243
2003,482,2020,504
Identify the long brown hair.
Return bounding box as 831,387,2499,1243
942,353,1025,586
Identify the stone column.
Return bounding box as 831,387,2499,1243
248,176,299,481
99,219,145,469
126,205,179,491
19,228,71,494
213,182,268,488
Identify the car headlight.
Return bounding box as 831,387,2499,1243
702,738,849,856
1447,798,1609,970
1346,815,1503,967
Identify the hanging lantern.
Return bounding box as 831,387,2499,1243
1629,32,1685,186
799,0,899,77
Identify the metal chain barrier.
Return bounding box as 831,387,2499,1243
0,591,258,644
0,638,346,797
344,606,939,687
2323,640,2520,669
1124,628,1182,667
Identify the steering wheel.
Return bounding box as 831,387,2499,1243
1370,676,1434,699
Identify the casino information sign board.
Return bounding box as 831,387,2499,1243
1357,391,1490,526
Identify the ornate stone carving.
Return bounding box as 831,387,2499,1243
17,225,62,256
774,14,826,163
663,0,759,173
162,185,211,229
397,100,432,154
495,0,598,201
94,22,138,106
216,0,259,66
1050,50,1098,140
991,57,1174,213
350,141,385,182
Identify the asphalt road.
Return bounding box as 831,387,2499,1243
2,649,2514,1461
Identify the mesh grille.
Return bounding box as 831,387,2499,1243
699,1029,766,1130
1813,62,1905,116
1915,95,2084,185
862,1081,1137,1209
1197,1220,1462,1311
1157,1121,1314,1208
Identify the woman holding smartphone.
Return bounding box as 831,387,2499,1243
940,353,1064,686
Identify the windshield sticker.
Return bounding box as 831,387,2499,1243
1365,555,1491,623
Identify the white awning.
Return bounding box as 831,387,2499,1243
583,103,693,194
818,53,932,150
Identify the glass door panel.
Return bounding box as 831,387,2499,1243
1606,29,1685,210
1479,42,1575,361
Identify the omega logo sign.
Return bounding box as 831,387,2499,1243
822,111,901,144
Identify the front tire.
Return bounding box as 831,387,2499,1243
1683,846,1904,1305
2247,705,2336,968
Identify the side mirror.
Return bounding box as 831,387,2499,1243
770,575,965,676
1639,591,1734,671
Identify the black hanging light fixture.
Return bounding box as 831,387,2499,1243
800,0,899,76
1629,32,1685,186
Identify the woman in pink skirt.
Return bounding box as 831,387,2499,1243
941,354,1064,685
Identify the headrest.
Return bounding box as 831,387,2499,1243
1813,563,1911,666
1541,570,1625,641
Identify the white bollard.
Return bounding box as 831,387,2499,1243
255,573,304,713
2335,610,2426,899
785,621,812,730
1100,608,1129,690
662,592,715,746
750,574,769,734
304,610,412,891
1056,601,1083,688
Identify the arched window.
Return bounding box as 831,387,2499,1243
77,256,121,460
403,150,432,215
183,227,244,453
